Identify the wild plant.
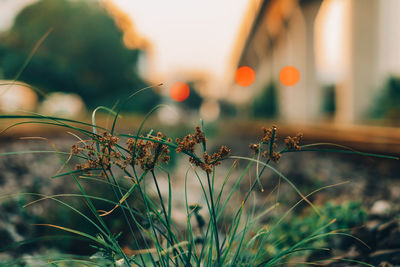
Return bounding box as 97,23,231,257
0,94,398,267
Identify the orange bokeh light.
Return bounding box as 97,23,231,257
170,82,190,102
279,66,300,86
235,66,255,87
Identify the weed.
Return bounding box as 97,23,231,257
0,94,398,267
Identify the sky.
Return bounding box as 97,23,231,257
107,0,250,80
0,0,37,29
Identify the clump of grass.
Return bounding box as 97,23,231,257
263,201,368,259
0,92,398,267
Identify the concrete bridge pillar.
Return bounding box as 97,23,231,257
335,0,380,124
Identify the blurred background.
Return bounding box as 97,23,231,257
1,0,400,264
0,0,400,151
0,0,399,120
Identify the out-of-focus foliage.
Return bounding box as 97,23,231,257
0,183,145,256
252,82,278,118
371,76,400,122
219,100,237,117
265,201,367,257
0,0,159,112
322,84,336,116
180,81,203,110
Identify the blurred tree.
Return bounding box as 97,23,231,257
252,82,278,118
219,100,236,118
180,81,203,110
0,0,159,112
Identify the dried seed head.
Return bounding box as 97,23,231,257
98,132,119,147
176,126,206,154
250,125,282,163
285,132,303,151
261,126,274,143
73,130,171,172
269,151,281,163
129,132,171,171
126,138,136,152
194,126,206,144
249,143,259,154
261,151,281,163
71,144,81,155
186,144,230,173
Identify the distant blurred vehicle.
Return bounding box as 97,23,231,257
0,80,37,113
38,92,85,118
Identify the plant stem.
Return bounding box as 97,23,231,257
151,170,183,266
206,170,221,265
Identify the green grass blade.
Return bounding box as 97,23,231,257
110,84,162,135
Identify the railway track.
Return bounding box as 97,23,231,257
1,116,399,156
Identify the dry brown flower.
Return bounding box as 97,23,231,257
261,126,276,143
285,132,303,151
249,143,260,154
126,138,136,152
176,127,230,173
176,126,206,153
193,126,206,144
75,163,89,170
251,126,281,163
131,132,171,171
98,132,119,147
176,136,196,153
71,144,81,155
73,131,171,172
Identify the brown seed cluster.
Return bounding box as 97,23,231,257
73,132,121,171
189,146,231,173
261,126,275,144
175,126,205,153
249,126,280,163
263,150,281,163
176,127,230,173
249,143,260,154
72,131,171,172
126,132,171,171
99,132,119,147
284,133,303,151
249,126,304,163
71,125,302,174
72,126,234,174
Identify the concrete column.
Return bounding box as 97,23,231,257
276,6,309,122
336,0,380,124
377,0,400,78
272,1,322,123
301,0,322,121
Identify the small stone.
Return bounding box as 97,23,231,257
371,200,391,217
